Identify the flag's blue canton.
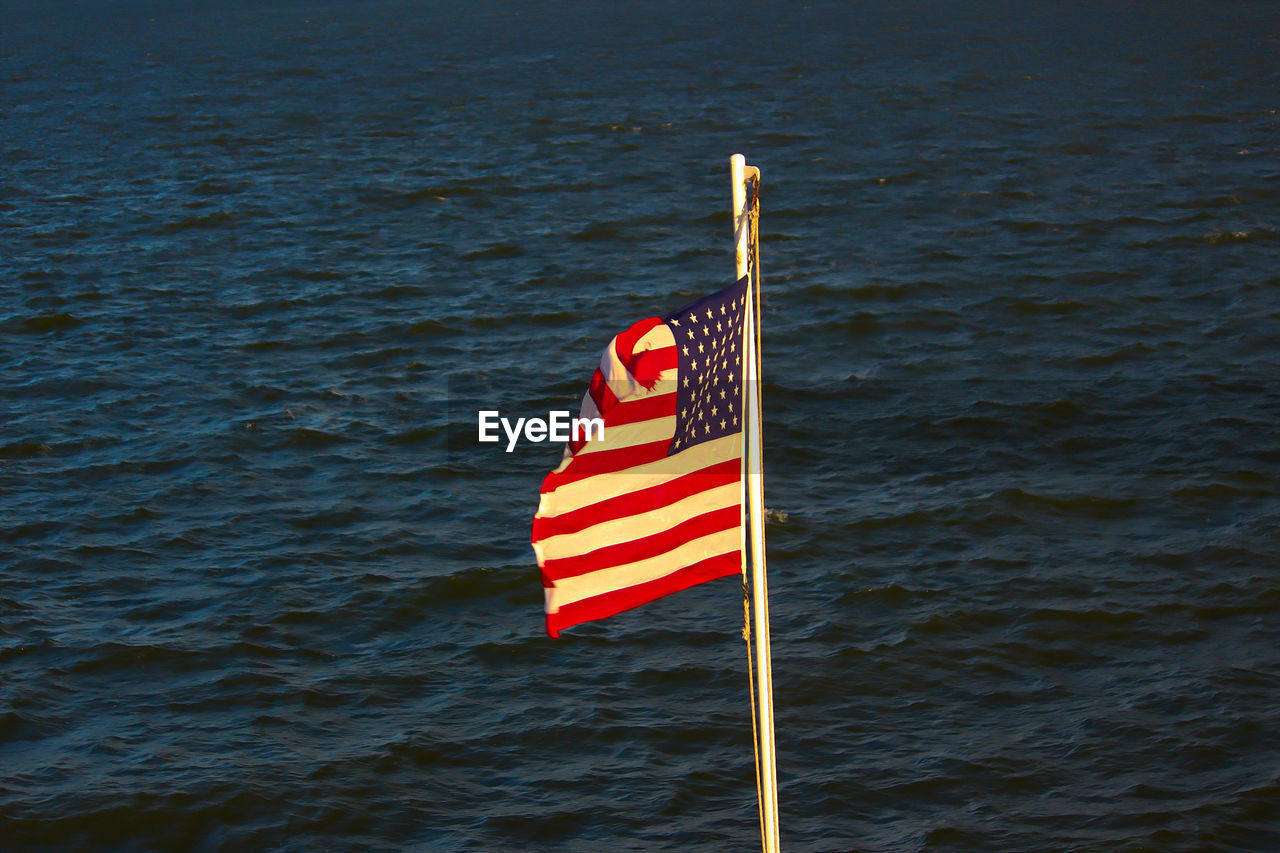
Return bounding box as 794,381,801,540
662,275,749,456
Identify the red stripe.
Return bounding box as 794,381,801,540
544,551,740,638
596,391,677,428
546,439,673,485
541,504,741,582
614,318,674,391
587,367,616,414
613,317,661,365
572,369,613,455
626,347,677,388
587,356,678,421
533,458,740,541
570,382,675,455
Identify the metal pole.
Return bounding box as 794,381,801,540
732,153,780,853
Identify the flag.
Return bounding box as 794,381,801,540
532,275,750,637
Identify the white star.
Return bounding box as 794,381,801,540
671,318,680,327
682,345,689,355
690,358,698,370
687,329,695,340
689,313,699,324
705,308,713,320
697,342,704,353
720,419,727,430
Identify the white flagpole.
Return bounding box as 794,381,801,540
732,153,780,853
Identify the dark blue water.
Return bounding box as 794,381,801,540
4,1,1280,849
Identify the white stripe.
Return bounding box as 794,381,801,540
633,324,675,353
594,372,680,400
546,527,740,610
577,389,600,423
598,334,676,404
582,386,677,427
536,481,742,561
539,433,742,515
572,415,675,457
574,376,679,428
554,396,668,471
560,389,604,464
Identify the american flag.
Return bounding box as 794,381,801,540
532,276,749,637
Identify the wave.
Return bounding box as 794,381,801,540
7,312,84,333
461,244,525,261
155,210,243,234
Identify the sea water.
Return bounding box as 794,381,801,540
3,1,1279,849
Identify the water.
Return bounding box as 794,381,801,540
4,1,1280,849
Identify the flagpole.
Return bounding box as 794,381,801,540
732,153,780,853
